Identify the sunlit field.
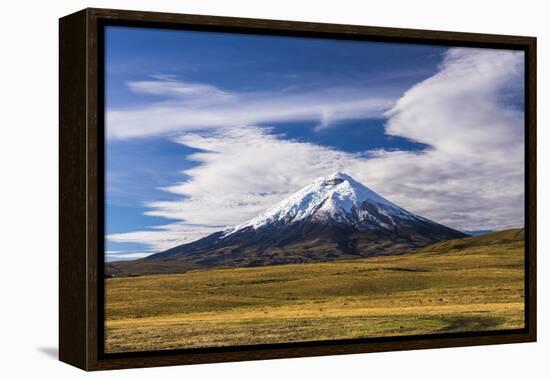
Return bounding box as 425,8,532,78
105,229,524,353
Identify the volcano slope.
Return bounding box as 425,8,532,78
106,173,466,277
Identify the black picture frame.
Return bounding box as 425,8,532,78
59,7,537,371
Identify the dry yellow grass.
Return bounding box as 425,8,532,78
105,229,524,353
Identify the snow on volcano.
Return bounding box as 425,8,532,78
226,172,427,235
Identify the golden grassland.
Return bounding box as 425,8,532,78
104,229,525,353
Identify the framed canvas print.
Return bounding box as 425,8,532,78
59,8,537,371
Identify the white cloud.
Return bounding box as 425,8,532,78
105,250,155,261
107,79,394,139
146,127,361,224
127,76,234,100
107,223,223,252
363,48,525,230
106,47,525,255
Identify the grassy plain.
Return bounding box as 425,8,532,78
105,229,525,353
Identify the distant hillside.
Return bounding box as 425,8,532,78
106,227,523,279
414,228,524,255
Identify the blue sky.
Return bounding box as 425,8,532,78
105,26,525,261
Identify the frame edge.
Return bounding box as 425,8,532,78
526,37,537,343
59,9,89,371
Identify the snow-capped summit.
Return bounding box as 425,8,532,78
227,172,421,235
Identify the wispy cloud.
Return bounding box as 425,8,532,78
106,77,394,139
127,76,235,100
106,47,525,255
105,250,155,261
108,223,224,252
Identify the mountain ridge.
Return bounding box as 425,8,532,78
106,172,467,277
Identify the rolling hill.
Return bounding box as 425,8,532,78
105,228,525,352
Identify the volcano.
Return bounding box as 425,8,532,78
106,172,467,276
